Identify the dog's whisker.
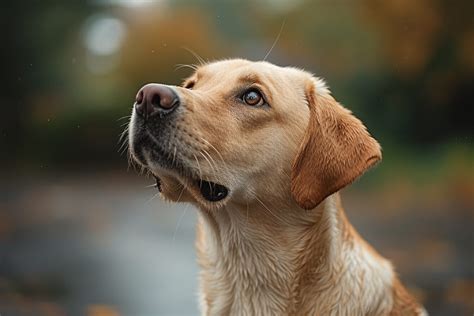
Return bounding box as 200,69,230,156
128,154,139,172
182,47,206,66
193,153,203,181
118,132,128,146
139,165,146,176
172,146,177,167
119,127,129,138
117,115,131,122
118,143,128,156
201,148,219,173
254,195,280,221
173,203,190,242
127,150,135,171
175,184,187,204
119,145,129,156
175,63,199,72
118,126,129,143
145,191,161,205
118,138,127,152
199,136,227,166
199,150,219,181
118,137,129,155
118,127,130,156
263,19,286,61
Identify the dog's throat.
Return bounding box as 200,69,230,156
199,180,228,202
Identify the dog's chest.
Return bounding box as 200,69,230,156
197,226,400,316
197,221,300,315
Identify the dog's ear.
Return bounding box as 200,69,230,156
291,78,382,210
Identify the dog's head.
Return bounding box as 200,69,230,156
128,59,381,210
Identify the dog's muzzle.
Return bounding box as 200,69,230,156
131,84,230,203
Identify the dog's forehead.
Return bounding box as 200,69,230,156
204,59,273,71
197,59,299,82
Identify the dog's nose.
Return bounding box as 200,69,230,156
135,84,179,118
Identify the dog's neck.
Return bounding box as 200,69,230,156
195,193,396,315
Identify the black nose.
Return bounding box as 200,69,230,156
135,84,179,119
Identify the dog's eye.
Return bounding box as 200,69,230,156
242,89,265,106
184,81,195,89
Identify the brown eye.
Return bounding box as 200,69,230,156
243,89,264,106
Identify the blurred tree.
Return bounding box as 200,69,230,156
360,0,474,143
0,1,93,166
1,0,472,168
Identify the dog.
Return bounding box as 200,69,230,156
128,59,426,315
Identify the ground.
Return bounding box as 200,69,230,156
0,171,472,315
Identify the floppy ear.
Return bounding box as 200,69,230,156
291,78,382,210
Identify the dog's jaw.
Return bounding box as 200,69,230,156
128,104,233,207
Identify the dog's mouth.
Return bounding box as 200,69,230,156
153,174,228,202
144,144,229,202
197,180,228,202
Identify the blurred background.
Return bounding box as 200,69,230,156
1,0,473,315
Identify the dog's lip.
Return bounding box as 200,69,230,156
151,171,229,202
153,175,162,192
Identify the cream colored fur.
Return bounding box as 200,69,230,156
129,59,426,315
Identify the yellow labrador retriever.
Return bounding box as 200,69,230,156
128,59,426,315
